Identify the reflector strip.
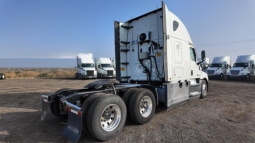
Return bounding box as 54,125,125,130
42,97,48,102
71,109,78,115
64,106,67,112
42,95,49,102
68,108,82,116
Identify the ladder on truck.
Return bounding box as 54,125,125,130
118,22,133,82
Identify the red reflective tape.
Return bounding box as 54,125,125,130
68,108,82,116
64,106,67,112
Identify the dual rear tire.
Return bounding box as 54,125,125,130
81,88,156,141
82,94,127,141
122,88,156,125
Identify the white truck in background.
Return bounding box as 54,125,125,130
41,2,209,142
95,57,116,78
75,53,97,79
0,73,5,80
206,56,231,79
198,57,210,72
227,55,255,81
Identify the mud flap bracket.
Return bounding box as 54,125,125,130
41,95,52,121
62,101,83,142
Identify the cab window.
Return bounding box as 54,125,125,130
190,48,196,62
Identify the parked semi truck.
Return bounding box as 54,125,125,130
41,2,209,142
206,56,231,79
198,57,210,72
95,57,116,78
227,55,255,80
75,53,97,79
0,73,5,79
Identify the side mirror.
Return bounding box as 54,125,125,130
201,50,206,61
197,50,206,65
225,65,227,69
252,64,254,68
98,65,100,68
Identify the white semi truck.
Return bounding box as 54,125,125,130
75,53,97,79
41,2,209,142
227,55,255,80
198,57,210,72
206,56,231,79
0,73,5,79
95,57,116,78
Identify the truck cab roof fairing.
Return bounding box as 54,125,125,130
168,12,192,44
127,2,193,45
162,2,192,44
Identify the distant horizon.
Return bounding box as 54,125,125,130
0,58,77,68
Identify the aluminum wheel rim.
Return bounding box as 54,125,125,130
101,104,121,131
140,96,152,117
202,83,207,96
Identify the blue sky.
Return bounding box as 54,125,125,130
0,0,255,67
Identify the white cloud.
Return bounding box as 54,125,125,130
40,52,77,59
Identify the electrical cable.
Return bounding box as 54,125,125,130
149,43,164,80
196,38,255,48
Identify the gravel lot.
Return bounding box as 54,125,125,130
0,79,255,142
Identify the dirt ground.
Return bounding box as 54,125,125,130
0,79,255,143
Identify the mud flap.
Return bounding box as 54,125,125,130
62,101,82,142
41,95,52,121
